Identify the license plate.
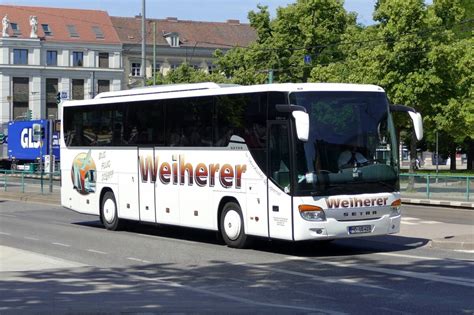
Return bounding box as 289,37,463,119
348,225,372,234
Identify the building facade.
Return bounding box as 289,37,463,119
0,5,123,123
0,5,257,124
111,16,256,89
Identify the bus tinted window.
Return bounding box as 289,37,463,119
64,104,124,147
64,92,271,150
126,101,165,145
165,97,214,146
215,92,267,169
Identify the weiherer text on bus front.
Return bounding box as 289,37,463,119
139,154,247,189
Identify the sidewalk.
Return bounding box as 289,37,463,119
402,197,474,209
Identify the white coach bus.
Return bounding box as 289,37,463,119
60,82,423,248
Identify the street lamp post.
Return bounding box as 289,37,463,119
436,130,439,182
141,0,146,87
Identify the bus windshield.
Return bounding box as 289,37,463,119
290,91,399,196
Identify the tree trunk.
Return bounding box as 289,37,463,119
407,132,417,191
466,139,474,171
450,144,457,171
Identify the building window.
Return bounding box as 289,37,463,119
152,63,161,77
46,50,57,66
171,36,179,47
11,23,21,36
208,65,216,74
92,26,105,39
13,77,29,120
72,79,84,100
98,80,110,94
164,33,180,47
131,62,141,76
46,78,59,119
67,25,79,38
98,53,109,68
13,49,28,65
42,24,53,36
73,52,83,67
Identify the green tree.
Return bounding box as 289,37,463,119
215,0,356,84
147,64,230,85
311,0,473,170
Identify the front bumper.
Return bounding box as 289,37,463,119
293,214,401,241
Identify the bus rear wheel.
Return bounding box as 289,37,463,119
220,202,250,248
101,191,122,231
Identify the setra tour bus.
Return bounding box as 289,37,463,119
60,82,423,248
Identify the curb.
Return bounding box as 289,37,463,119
0,193,60,206
402,198,474,209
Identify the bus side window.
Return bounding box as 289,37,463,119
269,123,291,192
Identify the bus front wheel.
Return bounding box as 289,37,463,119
101,191,122,231
220,202,250,248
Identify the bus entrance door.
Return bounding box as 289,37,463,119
267,121,293,240
138,147,157,223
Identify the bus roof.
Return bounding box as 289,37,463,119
63,82,386,108
94,82,240,99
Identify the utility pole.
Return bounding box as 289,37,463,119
268,69,273,84
48,119,53,192
436,130,439,182
141,0,146,87
153,22,156,86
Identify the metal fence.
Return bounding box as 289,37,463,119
400,173,472,201
0,169,61,195
1,169,471,202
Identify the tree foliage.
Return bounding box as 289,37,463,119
150,0,473,169
215,0,356,84
147,64,230,85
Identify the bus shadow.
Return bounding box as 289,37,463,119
73,219,429,257
252,235,430,258
73,219,223,246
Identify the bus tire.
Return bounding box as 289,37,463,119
101,191,122,231
220,202,250,248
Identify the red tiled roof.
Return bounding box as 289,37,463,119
111,16,256,48
0,5,121,44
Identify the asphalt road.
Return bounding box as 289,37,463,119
0,201,473,314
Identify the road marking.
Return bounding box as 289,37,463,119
24,236,39,241
405,242,425,247
87,249,107,255
232,261,390,291
127,257,151,263
455,249,474,254
111,269,344,314
0,231,11,236
0,214,17,218
401,217,442,225
376,252,443,261
297,257,474,287
52,242,71,247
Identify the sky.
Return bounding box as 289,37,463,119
3,0,379,25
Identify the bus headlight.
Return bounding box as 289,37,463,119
390,199,401,216
298,205,326,221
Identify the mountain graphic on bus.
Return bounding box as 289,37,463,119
71,150,97,195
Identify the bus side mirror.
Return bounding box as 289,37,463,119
390,105,423,141
292,111,309,142
408,111,423,141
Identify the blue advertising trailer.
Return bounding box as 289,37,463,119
6,120,60,171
